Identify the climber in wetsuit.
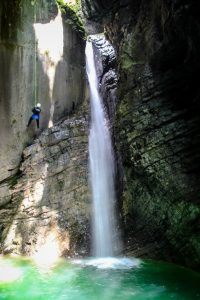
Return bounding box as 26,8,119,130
27,103,41,129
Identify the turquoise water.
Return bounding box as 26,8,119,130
0,256,199,299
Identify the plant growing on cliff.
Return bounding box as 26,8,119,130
56,0,85,38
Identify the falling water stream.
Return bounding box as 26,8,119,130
85,40,118,257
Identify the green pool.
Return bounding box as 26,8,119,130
0,256,199,299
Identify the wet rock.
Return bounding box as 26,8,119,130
91,35,118,124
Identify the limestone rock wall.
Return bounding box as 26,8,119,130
0,0,85,183
0,106,90,257
82,0,200,270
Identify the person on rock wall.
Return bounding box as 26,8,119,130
27,103,41,129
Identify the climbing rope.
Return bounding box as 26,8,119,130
32,0,37,106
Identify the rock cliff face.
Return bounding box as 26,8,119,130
0,0,89,258
0,0,85,182
0,104,90,257
82,0,200,270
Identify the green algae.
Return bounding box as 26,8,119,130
56,0,85,38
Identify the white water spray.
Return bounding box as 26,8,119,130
86,40,118,257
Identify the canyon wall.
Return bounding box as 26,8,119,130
0,103,90,257
0,0,85,183
0,0,90,257
82,0,200,270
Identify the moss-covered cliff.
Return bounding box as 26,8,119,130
82,0,200,270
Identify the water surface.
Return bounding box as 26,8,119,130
0,256,199,299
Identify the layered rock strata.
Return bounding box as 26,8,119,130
0,111,90,257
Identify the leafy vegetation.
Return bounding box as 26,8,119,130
56,0,85,38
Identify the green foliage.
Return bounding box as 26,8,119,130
56,0,85,38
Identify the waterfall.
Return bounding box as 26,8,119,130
86,40,118,257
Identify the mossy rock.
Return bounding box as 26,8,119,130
56,0,85,39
